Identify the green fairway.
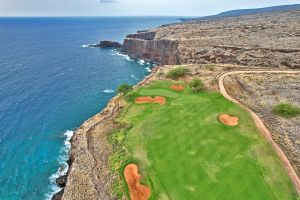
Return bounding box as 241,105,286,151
119,81,299,200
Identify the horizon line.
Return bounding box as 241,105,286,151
0,15,190,18
1,3,299,18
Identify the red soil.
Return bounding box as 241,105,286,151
124,164,151,200
219,114,239,126
169,84,185,91
135,96,166,105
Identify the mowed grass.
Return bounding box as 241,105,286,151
120,81,299,200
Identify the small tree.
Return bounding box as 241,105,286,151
166,66,189,79
117,83,132,96
189,78,204,93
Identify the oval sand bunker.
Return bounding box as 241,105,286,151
124,164,151,200
135,96,166,105
219,114,239,126
169,84,185,91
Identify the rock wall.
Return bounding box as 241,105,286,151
123,37,180,65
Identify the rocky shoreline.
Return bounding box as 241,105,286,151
52,66,160,200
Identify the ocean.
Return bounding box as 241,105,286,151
0,17,178,200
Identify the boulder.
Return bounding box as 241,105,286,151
52,189,64,200
56,175,67,188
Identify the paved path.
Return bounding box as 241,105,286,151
219,70,300,196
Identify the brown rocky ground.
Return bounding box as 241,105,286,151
61,96,124,200
123,9,300,68
224,73,300,175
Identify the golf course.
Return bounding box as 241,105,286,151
116,80,299,200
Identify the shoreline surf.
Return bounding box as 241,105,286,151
50,52,156,199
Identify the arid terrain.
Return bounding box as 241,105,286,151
123,9,300,68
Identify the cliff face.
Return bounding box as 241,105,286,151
123,31,180,65
122,9,300,68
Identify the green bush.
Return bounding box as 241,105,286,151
117,83,132,95
273,103,300,118
108,131,126,146
125,90,139,103
166,66,189,79
189,78,204,93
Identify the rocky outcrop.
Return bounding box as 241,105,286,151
52,189,64,200
122,27,180,64
126,31,156,40
123,38,180,64
122,9,300,68
89,41,122,48
56,175,67,188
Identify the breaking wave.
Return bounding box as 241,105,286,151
102,89,114,93
45,130,74,200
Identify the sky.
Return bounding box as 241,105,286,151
0,0,299,16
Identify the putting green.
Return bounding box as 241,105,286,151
120,81,299,200
139,88,179,99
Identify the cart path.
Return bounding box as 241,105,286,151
218,70,300,196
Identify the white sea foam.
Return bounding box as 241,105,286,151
138,59,146,65
102,89,114,93
111,50,155,71
45,130,74,200
131,74,139,81
81,44,90,48
145,67,152,72
116,53,133,61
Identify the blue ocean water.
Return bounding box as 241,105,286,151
0,17,178,200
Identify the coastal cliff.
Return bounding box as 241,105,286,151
123,31,180,64
122,9,300,68
54,68,161,200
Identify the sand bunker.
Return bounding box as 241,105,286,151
219,114,239,126
170,84,185,91
135,96,166,105
124,164,151,200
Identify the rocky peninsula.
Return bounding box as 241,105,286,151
54,9,300,200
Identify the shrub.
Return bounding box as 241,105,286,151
206,64,216,71
272,103,300,118
166,66,189,79
189,78,204,93
108,131,126,146
125,91,139,103
117,83,132,95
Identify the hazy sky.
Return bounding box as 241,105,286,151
0,0,299,16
